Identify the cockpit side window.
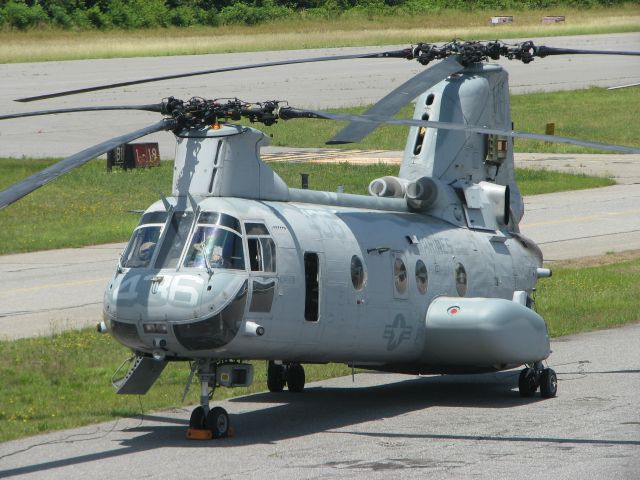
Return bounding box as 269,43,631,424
122,225,163,268
183,225,245,270
245,222,276,273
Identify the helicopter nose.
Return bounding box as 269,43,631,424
104,269,248,353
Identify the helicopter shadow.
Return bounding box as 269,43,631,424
0,371,541,478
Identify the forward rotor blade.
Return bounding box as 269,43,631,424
282,108,640,154
15,49,410,103
535,46,640,57
0,104,162,121
327,56,463,145
0,119,175,210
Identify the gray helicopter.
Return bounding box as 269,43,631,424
2,40,639,439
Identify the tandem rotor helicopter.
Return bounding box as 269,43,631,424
2,39,639,439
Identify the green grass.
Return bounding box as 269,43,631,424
514,167,613,196
536,257,640,337
510,88,640,154
1,254,638,442
0,158,612,254
1,5,638,63
254,87,640,154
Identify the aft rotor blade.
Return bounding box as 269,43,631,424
0,119,174,210
0,104,162,121
535,46,640,57
327,56,463,145
15,49,411,103
282,108,640,154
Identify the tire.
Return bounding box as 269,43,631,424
286,363,305,393
189,406,206,429
518,368,537,397
205,407,230,438
540,368,558,398
267,361,286,392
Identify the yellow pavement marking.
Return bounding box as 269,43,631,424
1,277,111,297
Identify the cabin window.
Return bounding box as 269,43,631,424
455,262,467,297
393,257,408,296
122,225,163,268
183,226,245,270
350,255,366,291
304,252,319,322
415,259,428,294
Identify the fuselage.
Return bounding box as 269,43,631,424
104,194,548,373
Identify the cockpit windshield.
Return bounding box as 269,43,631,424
183,225,245,270
121,210,245,271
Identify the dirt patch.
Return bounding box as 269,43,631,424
547,250,640,268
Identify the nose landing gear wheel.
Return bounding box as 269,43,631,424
540,368,557,398
518,367,538,397
206,406,230,438
189,406,206,429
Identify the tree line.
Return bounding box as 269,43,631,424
0,0,629,30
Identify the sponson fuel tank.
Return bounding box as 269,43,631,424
421,296,550,367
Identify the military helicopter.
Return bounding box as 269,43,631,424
2,40,639,439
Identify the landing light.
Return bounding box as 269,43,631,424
143,323,168,334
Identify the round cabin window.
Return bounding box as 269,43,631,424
394,257,407,294
455,262,467,297
350,255,366,291
415,259,428,294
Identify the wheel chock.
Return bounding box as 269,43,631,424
186,428,212,440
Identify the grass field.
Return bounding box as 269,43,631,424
1,252,638,443
1,6,638,63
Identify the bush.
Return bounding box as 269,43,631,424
4,1,48,30
107,0,169,29
219,1,291,25
48,5,74,29
86,5,110,29
169,5,199,26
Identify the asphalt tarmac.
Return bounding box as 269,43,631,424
1,322,638,479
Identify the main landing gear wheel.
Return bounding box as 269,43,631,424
267,361,286,392
286,362,305,392
206,406,230,438
540,368,557,398
519,363,557,398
